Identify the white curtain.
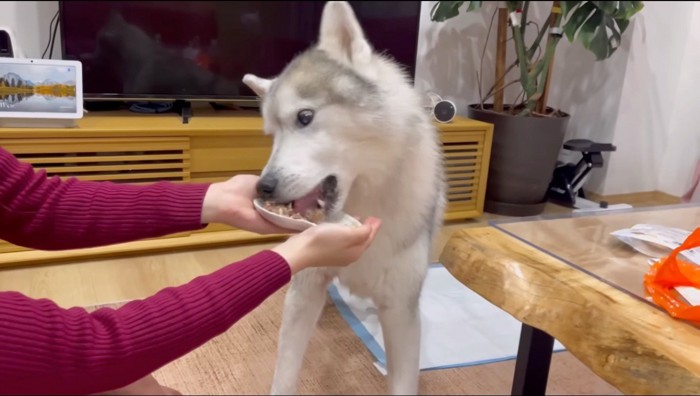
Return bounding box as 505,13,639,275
682,159,700,203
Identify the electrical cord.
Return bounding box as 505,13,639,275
425,91,445,108
48,13,61,59
41,10,59,59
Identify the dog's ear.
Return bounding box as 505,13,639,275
318,1,371,66
243,74,275,98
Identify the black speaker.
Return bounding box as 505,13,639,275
425,92,456,123
0,29,14,58
433,100,456,123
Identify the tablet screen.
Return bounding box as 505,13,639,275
0,63,78,114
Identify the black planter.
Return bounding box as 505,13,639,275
467,104,570,217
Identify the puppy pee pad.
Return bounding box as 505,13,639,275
328,264,565,374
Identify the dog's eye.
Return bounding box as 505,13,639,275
297,109,314,127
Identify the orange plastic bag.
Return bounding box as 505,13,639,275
644,227,700,322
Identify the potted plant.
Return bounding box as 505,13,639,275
431,1,644,216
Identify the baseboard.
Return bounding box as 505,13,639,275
0,230,286,269
585,190,681,207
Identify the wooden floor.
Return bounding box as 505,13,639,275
0,192,679,394
0,204,579,308
0,191,673,307
91,288,619,395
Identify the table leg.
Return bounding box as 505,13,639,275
511,323,555,396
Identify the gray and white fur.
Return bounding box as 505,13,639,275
243,2,446,394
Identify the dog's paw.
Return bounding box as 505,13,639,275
270,381,298,396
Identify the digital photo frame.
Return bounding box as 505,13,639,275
0,57,83,128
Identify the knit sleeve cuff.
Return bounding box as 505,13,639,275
151,181,212,230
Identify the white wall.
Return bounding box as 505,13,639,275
0,0,60,59
2,0,697,197
600,1,700,197
657,3,700,198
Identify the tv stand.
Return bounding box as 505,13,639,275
209,102,229,111
0,109,493,269
173,100,192,124
124,100,246,122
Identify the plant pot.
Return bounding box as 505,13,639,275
467,104,570,217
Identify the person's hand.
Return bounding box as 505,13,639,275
201,175,294,235
94,374,181,395
272,217,382,274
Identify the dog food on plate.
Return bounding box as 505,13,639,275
262,200,327,224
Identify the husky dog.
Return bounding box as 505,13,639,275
242,2,446,394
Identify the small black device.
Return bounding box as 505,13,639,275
425,91,456,123
433,100,456,123
547,139,617,207
0,29,15,58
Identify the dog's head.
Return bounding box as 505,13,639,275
243,1,386,220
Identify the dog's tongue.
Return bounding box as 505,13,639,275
292,186,322,215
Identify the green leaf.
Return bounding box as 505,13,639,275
592,1,617,15
606,17,621,50
564,1,644,60
577,8,603,50
430,1,484,22
430,1,465,22
560,1,581,17
616,17,630,34
466,1,483,12
616,1,644,19
588,16,611,60
429,0,644,64
564,2,596,42
632,1,645,15
616,1,632,17
528,92,542,102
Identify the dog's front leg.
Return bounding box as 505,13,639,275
379,301,422,395
270,269,331,395
377,247,429,396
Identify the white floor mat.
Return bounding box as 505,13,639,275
327,264,565,374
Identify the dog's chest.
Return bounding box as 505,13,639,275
334,253,389,299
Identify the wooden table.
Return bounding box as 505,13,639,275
440,204,700,395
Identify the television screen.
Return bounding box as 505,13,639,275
59,1,422,101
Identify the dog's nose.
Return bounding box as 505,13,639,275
257,175,278,198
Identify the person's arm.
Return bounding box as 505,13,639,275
0,250,291,395
0,147,211,250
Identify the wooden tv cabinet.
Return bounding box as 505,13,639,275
0,106,493,268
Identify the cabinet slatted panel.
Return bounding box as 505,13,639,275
0,137,191,253
441,132,485,217
2,137,190,183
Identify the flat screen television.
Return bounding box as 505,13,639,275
59,1,422,102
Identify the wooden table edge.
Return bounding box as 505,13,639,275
439,226,700,395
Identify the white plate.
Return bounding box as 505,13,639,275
253,199,361,232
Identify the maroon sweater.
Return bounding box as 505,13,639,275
0,147,291,395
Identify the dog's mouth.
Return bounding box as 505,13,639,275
263,175,339,223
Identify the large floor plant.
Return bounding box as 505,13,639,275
431,1,644,116
431,1,644,216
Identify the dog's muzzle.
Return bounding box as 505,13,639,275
256,174,339,215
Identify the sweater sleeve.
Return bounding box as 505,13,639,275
0,249,292,395
0,147,211,250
